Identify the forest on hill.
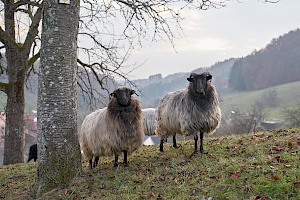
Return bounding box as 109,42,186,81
229,29,300,91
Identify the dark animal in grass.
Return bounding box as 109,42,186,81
27,144,37,162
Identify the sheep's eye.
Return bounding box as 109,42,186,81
110,93,116,97
131,90,136,95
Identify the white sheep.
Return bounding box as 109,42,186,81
142,108,157,136
142,108,177,149
156,72,221,154
80,86,144,169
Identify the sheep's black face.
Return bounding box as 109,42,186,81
187,72,212,94
110,87,136,107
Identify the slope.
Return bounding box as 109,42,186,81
1,128,299,199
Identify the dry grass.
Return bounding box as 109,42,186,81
1,128,300,199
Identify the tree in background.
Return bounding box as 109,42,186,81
229,101,265,134
35,0,81,196
282,101,300,128
228,59,246,91
263,88,278,108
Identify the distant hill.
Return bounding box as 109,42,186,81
229,28,300,91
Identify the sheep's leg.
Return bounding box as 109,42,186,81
89,159,93,169
93,156,99,168
173,134,178,148
159,140,164,152
123,150,128,167
200,131,204,154
194,134,198,153
114,155,119,168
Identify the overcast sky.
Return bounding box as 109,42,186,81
125,0,300,79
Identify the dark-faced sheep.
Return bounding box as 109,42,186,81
27,143,37,162
142,108,177,149
156,72,221,154
80,86,144,169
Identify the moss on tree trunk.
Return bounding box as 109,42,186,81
35,0,82,196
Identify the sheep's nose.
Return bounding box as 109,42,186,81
196,88,205,94
119,98,130,107
120,97,127,103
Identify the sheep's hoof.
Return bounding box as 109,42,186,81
113,163,118,169
123,163,129,167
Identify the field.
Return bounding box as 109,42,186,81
0,128,300,199
220,81,300,119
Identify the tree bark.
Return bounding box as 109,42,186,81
3,50,26,165
3,0,26,165
36,0,81,196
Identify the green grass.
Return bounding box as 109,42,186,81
1,128,300,199
220,81,300,119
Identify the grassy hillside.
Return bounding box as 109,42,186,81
1,128,300,199
220,81,300,119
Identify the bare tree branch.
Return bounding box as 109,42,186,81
0,26,19,49
12,0,42,11
23,7,42,57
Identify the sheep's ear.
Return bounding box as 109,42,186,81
187,77,193,82
110,93,115,97
131,90,139,96
206,74,212,81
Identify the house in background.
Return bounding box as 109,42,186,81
0,112,37,144
24,114,37,137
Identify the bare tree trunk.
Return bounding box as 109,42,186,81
3,51,26,165
3,0,25,165
36,0,81,196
